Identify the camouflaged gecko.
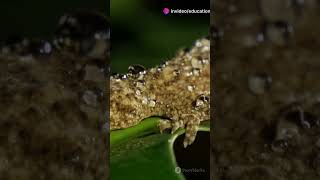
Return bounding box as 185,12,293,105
110,38,210,147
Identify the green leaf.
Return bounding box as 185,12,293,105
110,118,210,180
110,117,161,147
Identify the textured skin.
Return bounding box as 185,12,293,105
110,38,210,147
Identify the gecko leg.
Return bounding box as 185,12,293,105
181,114,201,148
158,119,184,134
158,114,200,148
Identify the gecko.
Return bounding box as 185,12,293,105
110,38,210,147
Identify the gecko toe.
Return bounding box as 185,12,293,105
183,114,200,147
171,120,184,134
158,119,172,133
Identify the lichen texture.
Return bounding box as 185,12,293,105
110,38,210,147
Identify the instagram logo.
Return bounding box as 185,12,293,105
163,8,170,15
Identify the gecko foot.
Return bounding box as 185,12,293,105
182,114,200,148
158,119,184,134
158,114,200,148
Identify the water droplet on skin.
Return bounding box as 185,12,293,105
256,33,265,43
186,71,193,77
248,73,272,95
136,73,146,80
271,139,289,153
173,69,180,76
262,21,293,46
39,41,52,55
186,53,192,60
54,11,110,55
201,45,210,52
142,97,148,104
195,40,202,47
149,94,156,99
111,73,127,81
192,68,201,76
202,59,209,64
187,85,194,92
72,156,80,162
82,90,98,107
134,80,145,89
94,31,109,40
148,100,156,107
120,74,128,80
135,90,141,96
156,66,163,72
191,58,203,69
193,94,209,110
128,64,146,75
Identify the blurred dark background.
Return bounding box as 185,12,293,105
212,0,320,179
111,0,210,73
0,0,108,40
0,0,209,73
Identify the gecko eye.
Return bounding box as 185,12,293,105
53,11,110,57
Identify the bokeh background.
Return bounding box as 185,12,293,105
111,0,209,73
0,0,108,40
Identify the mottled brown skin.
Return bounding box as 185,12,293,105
110,38,210,147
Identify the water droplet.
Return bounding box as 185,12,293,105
156,66,163,72
134,80,145,89
40,41,52,55
149,94,156,99
271,139,289,153
201,45,210,52
186,71,193,77
111,73,127,81
82,90,98,107
148,100,156,107
248,73,272,95
54,11,110,54
211,25,224,43
137,73,146,80
173,69,180,76
192,68,201,76
195,40,202,47
135,90,141,96
202,59,209,64
193,94,209,110
128,64,146,75
262,21,293,46
191,58,203,69
142,97,148,104
256,32,265,43
187,85,194,92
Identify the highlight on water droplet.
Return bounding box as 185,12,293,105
163,8,170,15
